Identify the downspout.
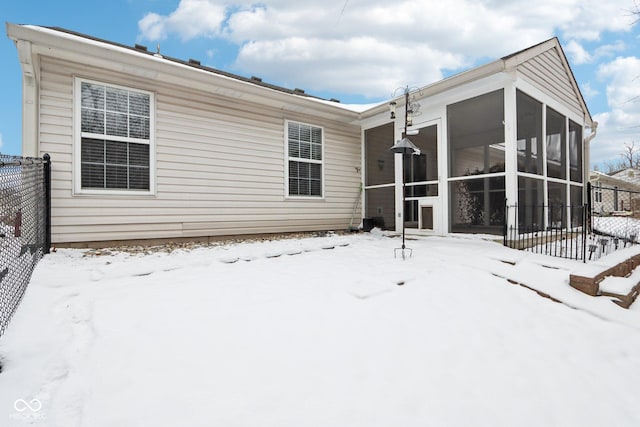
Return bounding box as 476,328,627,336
585,121,598,145
584,121,598,182
584,121,598,231
16,38,40,157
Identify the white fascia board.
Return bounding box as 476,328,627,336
502,39,557,69
7,24,360,124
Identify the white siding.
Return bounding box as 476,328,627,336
517,48,583,118
38,57,361,244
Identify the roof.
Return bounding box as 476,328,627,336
611,168,640,185
6,24,594,124
590,169,640,191
364,37,593,127
6,23,364,123
41,26,338,104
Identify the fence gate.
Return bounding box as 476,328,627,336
0,154,51,338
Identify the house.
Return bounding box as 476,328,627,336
610,168,640,186
590,169,640,215
6,23,596,246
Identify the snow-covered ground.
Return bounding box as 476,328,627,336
1,231,640,426
593,215,640,242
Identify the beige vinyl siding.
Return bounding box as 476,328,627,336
517,48,583,118
38,56,361,244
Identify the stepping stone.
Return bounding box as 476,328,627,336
219,256,239,264
284,248,303,255
133,271,153,277
264,251,282,258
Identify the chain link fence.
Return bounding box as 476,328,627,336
0,154,50,338
591,184,640,243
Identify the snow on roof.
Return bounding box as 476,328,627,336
311,98,387,113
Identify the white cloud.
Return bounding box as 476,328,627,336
591,56,640,167
138,13,165,41
566,40,592,64
138,0,227,41
594,40,626,59
581,82,599,99
235,37,463,98
565,39,627,65
598,57,640,107
556,0,635,40
137,0,637,100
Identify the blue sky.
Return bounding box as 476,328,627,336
1,0,638,169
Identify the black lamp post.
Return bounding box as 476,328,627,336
390,88,420,259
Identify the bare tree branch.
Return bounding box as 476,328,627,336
621,141,638,169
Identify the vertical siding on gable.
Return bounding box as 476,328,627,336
38,56,361,244
517,48,583,118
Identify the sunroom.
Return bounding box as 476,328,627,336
360,37,595,237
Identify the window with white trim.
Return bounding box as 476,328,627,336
77,79,152,192
287,121,323,197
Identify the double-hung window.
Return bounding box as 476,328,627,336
286,121,323,197
76,79,153,193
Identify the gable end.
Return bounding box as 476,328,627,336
517,46,584,118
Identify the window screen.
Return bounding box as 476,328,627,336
79,81,151,191
287,122,323,197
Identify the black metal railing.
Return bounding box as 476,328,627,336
504,204,588,262
0,153,51,338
